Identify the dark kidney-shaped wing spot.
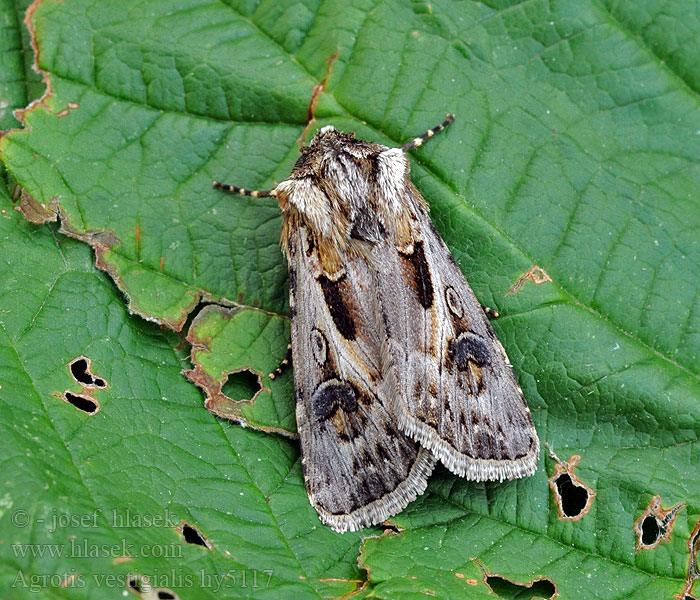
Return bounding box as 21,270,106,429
399,240,434,309
311,379,359,421
317,273,356,340
448,332,491,370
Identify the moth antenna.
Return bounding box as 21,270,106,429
213,181,276,198
400,113,455,151
269,344,292,380
481,304,500,319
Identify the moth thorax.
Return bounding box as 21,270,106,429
376,148,409,213
277,178,334,238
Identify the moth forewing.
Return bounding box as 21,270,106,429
286,223,436,532
378,218,539,481
214,114,539,532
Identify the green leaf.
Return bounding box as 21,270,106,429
1,0,700,598
184,306,295,435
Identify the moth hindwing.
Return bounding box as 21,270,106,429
214,115,539,532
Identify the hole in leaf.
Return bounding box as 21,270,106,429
634,495,685,551
63,392,99,415
128,575,145,593
381,521,401,534
486,575,556,599
69,356,107,388
547,452,595,521
157,590,177,599
180,523,210,549
641,515,661,546
554,473,589,518
222,369,261,402
70,358,92,385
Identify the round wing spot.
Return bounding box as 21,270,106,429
445,286,462,318
311,328,327,366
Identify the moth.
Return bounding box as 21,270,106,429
214,115,539,533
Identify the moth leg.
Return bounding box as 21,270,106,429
481,304,500,319
213,181,276,198
269,343,292,380
400,113,455,151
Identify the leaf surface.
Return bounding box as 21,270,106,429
1,0,699,598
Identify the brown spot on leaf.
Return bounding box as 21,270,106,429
457,574,478,586
507,265,552,295
317,577,367,598
634,495,685,552
16,189,60,224
134,223,141,254
547,450,595,521
56,101,80,118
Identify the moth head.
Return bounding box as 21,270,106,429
306,125,355,149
